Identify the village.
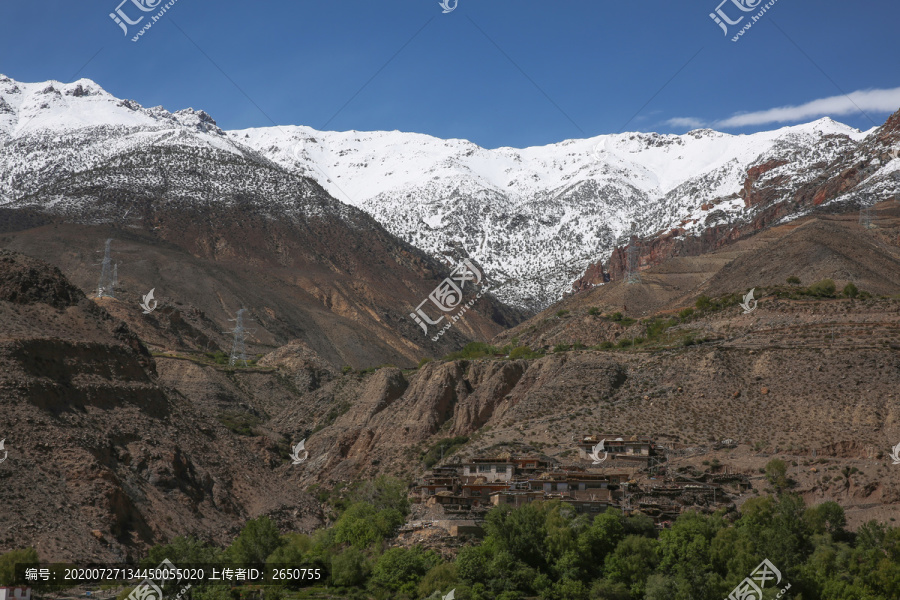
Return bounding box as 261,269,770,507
403,435,753,541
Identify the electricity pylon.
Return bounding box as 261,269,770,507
97,239,116,298
226,309,254,367
625,236,642,284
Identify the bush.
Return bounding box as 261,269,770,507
217,411,261,436
588,307,601,316
609,312,623,322
598,341,614,349
509,346,542,360
843,282,859,298
443,342,502,361
553,343,571,353
418,357,433,368
423,436,469,468
787,276,801,285
342,365,352,374
678,308,694,320
0,548,38,585
695,295,712,310
807,278,836,297
556,309,570,318
369,547,442,595
226,517,284,565
333,503,404,548
331,546,369,587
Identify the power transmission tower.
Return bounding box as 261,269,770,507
859,203,875,229
226,309,254,367
625,236,642,284
97,239,116,298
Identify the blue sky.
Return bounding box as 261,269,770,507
1,0,898,148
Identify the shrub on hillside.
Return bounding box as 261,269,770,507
807,278,836,297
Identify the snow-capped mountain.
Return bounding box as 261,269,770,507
2,75,897,310
230,120,891,309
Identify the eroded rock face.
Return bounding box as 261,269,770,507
0,251,325,563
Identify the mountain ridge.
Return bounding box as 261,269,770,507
2,74,898,312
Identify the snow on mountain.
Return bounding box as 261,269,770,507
230,118,870,309
0,75,888,310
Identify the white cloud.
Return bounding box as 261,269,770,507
716,87,900,128
665,117,706,129
665,87,900,131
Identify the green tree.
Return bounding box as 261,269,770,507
417,562,458,599
842,282,859,298
266,533,311,565
484,503,549,571
577,508,625,579
765,458,789,492
331,546,369,587
369,547,441,596
226,516,284,565
603,535,660,598
643,574,677,600
804,501,847,538
348,475,411,515
808,278,836,297
0,548,38,585
144,536,221,566
333,503,404,549
657,511,724,600
456,543,492,585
